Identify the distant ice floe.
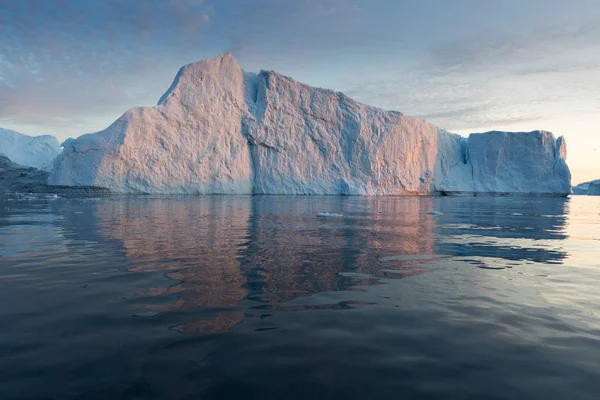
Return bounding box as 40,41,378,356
426,211,443,216
317,213,344,218
133,311,158,318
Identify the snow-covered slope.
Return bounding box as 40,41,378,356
0,128,61,171
49,53,572,196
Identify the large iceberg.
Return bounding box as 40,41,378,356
49,53,571,196
0,128,61,171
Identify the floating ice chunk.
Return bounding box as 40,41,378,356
317,213,343,218
380,254,443,262
426,211,443,216
338,272,374,279
133,311,158,317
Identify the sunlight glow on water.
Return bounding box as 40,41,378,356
0,195,599,399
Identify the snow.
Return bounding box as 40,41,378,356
0,128,61,171
48,53,572,196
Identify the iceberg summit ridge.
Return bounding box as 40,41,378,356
48,53,571,196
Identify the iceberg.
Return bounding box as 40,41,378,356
50,54,253,193
437,131,571,196
49,53,571,196
589,182,600,196
0,154,50,193
0,154,110,196
572,179,600,195
0,128,61,171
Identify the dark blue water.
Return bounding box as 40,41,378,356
1,195,599,399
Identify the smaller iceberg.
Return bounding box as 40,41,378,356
589,182,600,196
0,128,61,171
572,179,600,195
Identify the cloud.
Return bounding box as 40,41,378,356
222,0,361,61
306,0,360,15
0,0,215,138
2,0,600,143
430,20,600,74
341,49,600,133
337,5,600,133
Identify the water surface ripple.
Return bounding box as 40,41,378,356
1,195,599,399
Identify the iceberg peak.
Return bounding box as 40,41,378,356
158,53,242,106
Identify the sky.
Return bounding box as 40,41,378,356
1,0,599,184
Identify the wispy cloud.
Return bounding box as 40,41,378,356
223,0,362,62
306,0,360,15
430,20,600,74
1,0,600,144
0,0,215,136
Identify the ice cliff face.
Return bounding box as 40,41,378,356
0,129,61,171
245,70,443,195
437,131,571,195
49,53,571,196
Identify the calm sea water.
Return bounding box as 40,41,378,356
1,195,599,400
